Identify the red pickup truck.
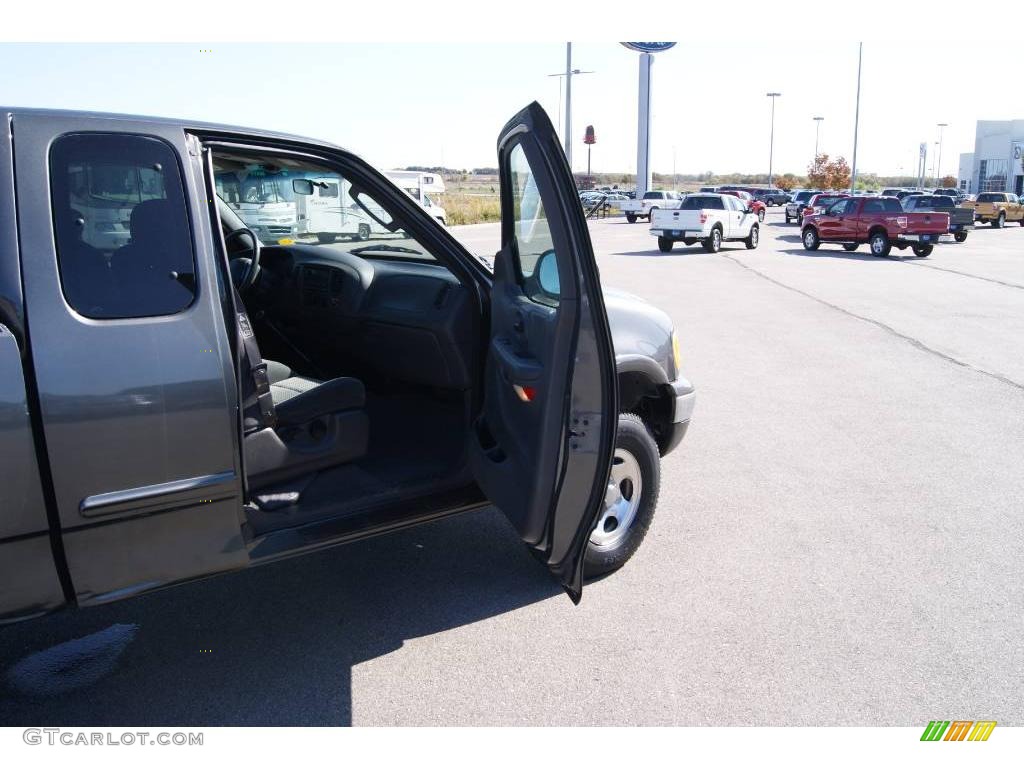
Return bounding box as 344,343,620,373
801,196,949,257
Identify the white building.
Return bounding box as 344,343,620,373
962,120,1024,196
957,152,974,193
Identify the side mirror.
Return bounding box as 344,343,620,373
292,178,314,196
536,250,560,297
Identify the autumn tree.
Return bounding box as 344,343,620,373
826,156,852,190
807,154,830,189
774,173,799,191
940,175,957,188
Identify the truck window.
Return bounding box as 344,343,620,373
642,191,662,200
976,193,1002,203
50,133,196,319
680,196,723,210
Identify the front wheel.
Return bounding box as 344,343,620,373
802,227,820,251
954,231,968,243
745,224,759,249
869,231,891,257
626,213,637,224
657,236,674,253
912,244,933,257
584,414,661,578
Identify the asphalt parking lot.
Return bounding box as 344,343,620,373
2,209,1022,726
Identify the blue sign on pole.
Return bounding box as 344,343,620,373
620,42,677,53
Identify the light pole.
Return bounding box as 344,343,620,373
766,92,781,186
813,116,824,159
850,42,862,193
936,122,948,184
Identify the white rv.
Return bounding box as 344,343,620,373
293,176,380,243
214,170,297,242
385,170,447,225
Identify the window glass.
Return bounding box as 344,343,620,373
508,143,558,304
50,133,197,319
212,151,434,262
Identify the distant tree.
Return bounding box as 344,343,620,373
775,173,799,191
940,175,957,188
826,156,852,190
807,154,830,189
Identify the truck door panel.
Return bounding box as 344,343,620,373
13,114,248,605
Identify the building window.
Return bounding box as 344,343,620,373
50,133,196,319
978,159,1008,194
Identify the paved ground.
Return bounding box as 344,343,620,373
2,210,1022,726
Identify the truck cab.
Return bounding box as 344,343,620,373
0,103,695,624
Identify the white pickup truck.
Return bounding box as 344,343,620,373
620,190,684,223
650,193,760,253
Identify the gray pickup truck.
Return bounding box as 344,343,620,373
901,194,974,242
0,103,695,624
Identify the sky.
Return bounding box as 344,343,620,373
0,42,1019,179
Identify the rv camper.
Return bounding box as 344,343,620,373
385,170,447,225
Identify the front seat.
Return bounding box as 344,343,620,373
264,360,366,427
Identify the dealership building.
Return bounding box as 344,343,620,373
957,120,1024,195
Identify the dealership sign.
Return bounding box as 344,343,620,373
620,42,677,53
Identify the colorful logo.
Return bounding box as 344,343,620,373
920,721,996,741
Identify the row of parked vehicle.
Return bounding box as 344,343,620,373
620,188,769,225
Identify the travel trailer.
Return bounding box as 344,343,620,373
385,170,447,225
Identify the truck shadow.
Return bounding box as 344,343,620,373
0,508,560,726
777,247,921,262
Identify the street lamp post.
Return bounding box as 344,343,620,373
936,122,948,184
850,42,863,194
813,116,824,159
547,45,593,170
766,92,781,186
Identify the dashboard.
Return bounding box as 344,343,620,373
252,244,479,391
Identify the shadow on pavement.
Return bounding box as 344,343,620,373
0,508,559,726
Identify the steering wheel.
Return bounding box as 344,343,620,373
224,227,261,293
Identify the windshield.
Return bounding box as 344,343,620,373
213,151,434,262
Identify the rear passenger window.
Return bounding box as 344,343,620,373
50,133,196,319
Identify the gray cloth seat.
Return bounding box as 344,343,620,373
264,360,365,427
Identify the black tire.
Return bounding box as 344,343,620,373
869,230,891,257
797,215,804,227
702,227,722,253
912,244,933,257
954,231,968,243
993,212,1005,228
657,237,674,253
316,233,336,244
785,214,792,223
802,227,820,251
842,243,858,252
1019,218,1024,227
648,207,658,221
626,213,637,224
745,224,759,249
357,223,371,241
757,209,765,223
584,414,661,578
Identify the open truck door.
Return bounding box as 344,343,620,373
469,102,618,602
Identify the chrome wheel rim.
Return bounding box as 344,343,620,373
590,448,643,550
871,235,884,254
803,230,815,248
712,231,721,249
751,227,759,246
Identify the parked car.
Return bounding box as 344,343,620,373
880,188,906,198
785,190,819,224
799,192,850,225
801,195,949,257
749,187,790,206
960,191,1024,228
620,189,684,223
933,187,964,201
720,189,766,222
901,194,974,242
650,192,760,253
0,102,697,623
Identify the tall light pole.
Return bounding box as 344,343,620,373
766,92,781,186
548,66,594,136
936,122,948,184
813,116,824,159
850,42,862,194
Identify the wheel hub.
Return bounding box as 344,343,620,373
590,448,643,549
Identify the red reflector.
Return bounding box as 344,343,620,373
522,386,537,401
513,384,537,402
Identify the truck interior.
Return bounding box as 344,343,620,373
209,149,485,536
